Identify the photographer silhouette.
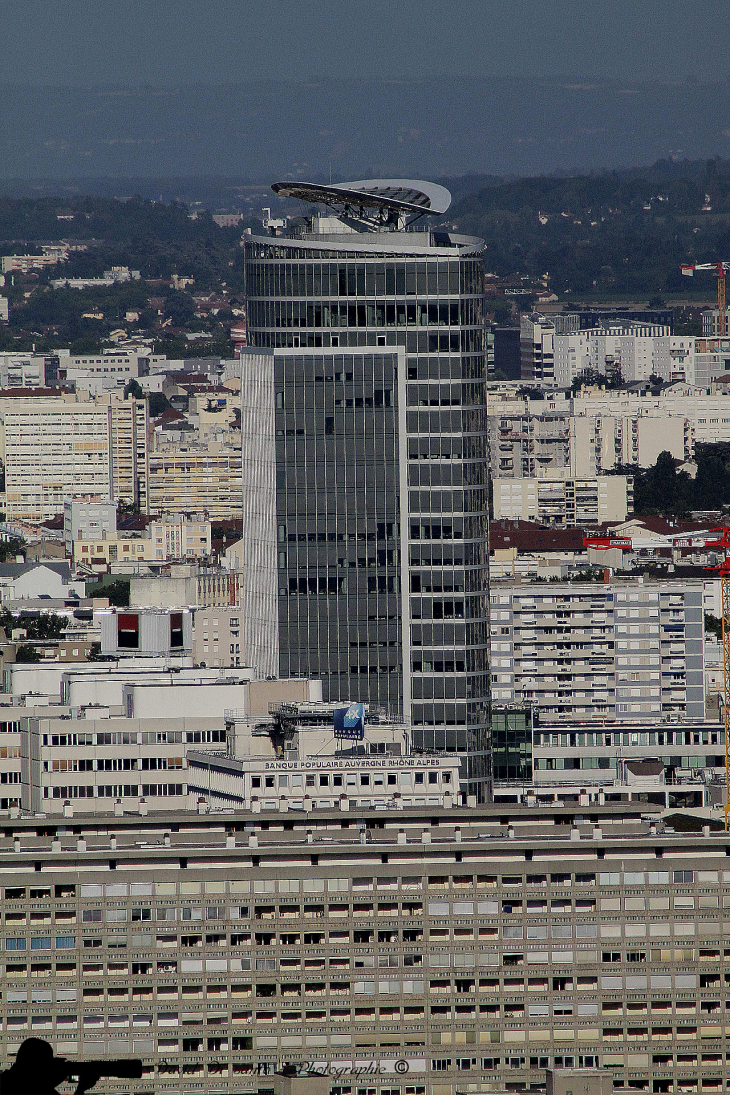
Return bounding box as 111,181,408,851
0,1039,142,1095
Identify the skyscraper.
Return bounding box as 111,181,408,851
242,180,490,794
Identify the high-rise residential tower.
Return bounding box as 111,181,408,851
242,180,490,794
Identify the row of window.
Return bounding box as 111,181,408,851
46,785,186,799
536,730,724,746
249,300,476,330
44,730,225,746
47,758,184,773
4,869,715,905
244,258,477,299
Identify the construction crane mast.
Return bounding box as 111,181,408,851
681,261,730,337
584,526,730,825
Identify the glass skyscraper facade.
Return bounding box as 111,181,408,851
242,201,491,794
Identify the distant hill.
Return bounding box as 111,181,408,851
448,158,730,297
1,77,730,181
1,157,730,302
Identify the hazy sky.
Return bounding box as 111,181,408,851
1,0,729,85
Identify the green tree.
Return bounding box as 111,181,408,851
0,538,25,563
149,391,171,417
15,645,41,663
0,609,67,640
90,578,130,607
571,367,604,393
705,613,723,639
124,378,144,399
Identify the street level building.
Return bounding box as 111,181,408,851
242,180,490,792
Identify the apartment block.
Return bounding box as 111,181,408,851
108,396,149,511
491,476,632,525
64,498,117,553
148,442,241,519
490,579,705,720
702,306,730,337
487,386,730,449
0,399,113,522
1,252,64,273
0,394,147,522
521,314,555,384
1,805,730,1094
489,411,687,478
521,315,673,389
553,325,672,388
192,607,242,668
149,515,212,561
572,387,730,446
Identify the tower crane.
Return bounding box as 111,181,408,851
680,261,730,337
584,526,730,826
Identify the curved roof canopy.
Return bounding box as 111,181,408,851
271,178,451,229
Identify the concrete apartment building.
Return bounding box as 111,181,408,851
0,393,148,521
570,387,730,447
489,579,704,721
64,498,117,554
149,515,212,561
488,409,687,479
519,311,730,390
491,476,632,525
148,441,242,519
71,516,213,570
1,250,65,273
486,384,730,457
107,395,150,513
521,314,555,385
520,315,673,388
129,569,243,610
1,804,730,1094
553,325,672,388
193,606,243,668
0,352,59,388
0,398,112,522
702,305,730,337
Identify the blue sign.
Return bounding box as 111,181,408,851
334,702,365,740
